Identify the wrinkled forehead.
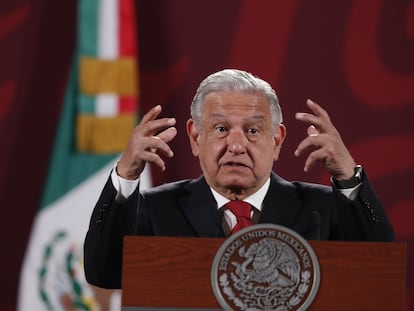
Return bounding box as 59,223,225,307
201,92,273,123
202,90,270,107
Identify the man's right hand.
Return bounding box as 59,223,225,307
117,105,177,180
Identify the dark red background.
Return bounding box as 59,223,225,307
0,1,413,310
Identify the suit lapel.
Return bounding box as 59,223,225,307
179,176,223,237
178,173,300,236
259,173,301,228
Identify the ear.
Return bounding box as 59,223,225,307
186,118,200,157
273,124,286,161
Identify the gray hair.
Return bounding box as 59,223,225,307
190,69,282,132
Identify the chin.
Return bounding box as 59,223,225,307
219,178,252,192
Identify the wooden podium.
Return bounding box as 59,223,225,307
122,236,406,310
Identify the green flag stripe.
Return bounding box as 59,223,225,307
78,0,99,56
78,94,96,114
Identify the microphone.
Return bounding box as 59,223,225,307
135,181,144,234
312,210,322,240
216,209,225,237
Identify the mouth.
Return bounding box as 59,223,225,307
223,161,249,168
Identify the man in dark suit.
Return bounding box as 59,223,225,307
84,69,394,289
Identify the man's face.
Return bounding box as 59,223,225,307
187,91,286,199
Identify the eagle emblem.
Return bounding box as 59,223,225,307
211,224,320,310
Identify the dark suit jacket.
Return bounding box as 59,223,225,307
84,171,394,288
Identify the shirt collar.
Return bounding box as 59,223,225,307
210,178,270,211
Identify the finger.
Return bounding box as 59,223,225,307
146,128,178,171
303,148,327,172
294,134,322,157
136,105,177,138
141,134,177,171
295,110,323,128
306,99,329,119
296,109,329,129
141,150,167,171
296,113,334,134
307,125,319,136
140,105,163,125
145,136,175,158
157,126,178,144
141,117,176,136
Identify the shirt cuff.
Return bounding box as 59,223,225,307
110,162,139,202
335,183,362,201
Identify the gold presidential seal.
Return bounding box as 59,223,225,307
211,224,320,311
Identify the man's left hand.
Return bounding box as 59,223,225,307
294,99,356,180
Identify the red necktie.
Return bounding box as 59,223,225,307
226,200,252,234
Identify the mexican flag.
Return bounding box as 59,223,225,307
17,0,151,310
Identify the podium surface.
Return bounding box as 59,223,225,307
122,236,406,310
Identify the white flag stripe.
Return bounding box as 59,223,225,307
98,0,118,59
96,94,119,116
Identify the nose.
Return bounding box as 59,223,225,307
227,128,247,154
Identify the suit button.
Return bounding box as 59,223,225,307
363,201,379,223
96,203,109,225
